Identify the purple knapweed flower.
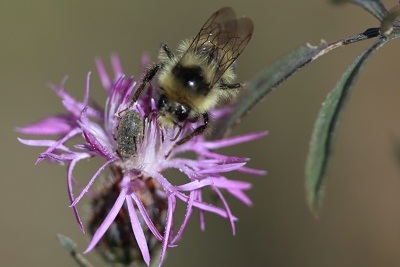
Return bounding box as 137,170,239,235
17,54,267,266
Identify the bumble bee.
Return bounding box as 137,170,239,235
128,7,253,146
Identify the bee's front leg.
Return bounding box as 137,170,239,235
176,113,209,146
132,64,162,102
165,113,209,158
119,63,162,116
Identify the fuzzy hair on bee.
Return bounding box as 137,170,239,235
125,7,254,148
156,38,239,128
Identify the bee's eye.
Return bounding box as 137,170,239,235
158,94,167,109
175,104,189,122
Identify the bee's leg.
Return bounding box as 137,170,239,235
161,43,175,59
170,124,184,142
121,42,171,116
165,113,209,158
119,64,161,116
132,64,162,102
220,83,241,89
177,113,209,146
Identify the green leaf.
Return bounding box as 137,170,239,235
332,0,387,21
57,234,95,267
305,31,400,217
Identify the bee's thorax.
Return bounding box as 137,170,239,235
172,63,210,95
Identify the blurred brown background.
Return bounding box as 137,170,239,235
2,0,400,266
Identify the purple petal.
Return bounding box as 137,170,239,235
226,188,253,206
120,79,137,109
149,171,175,194
49,76,69,99
107,76,124,113
212,178,252,190
213,186,235,235
158,195,175,267
212,178,253,206
161,160,204,180
211,107,233,120
39,152,89,163
184,157,247,165
203,131,268,149
50,78,102,120
82,72,91,106
84,188,127,253
176,178,214,191
197,162,247,174
150,98,157,111
167,157,247,172
50,82,82,118
237,166,267,176
140,54,151,71
79,109,115,160
17,138,71,152
126,195,150,266
16,115,75,135
111,53,124,79
95,57,111,91
67,158,85,232
36,127,81,164
197,191,206,231
171,191,195,244
194,149,232,160
71,158,116,206
176,193,237,221
81,129,115,159
130,191,165,242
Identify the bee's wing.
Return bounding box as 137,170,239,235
185,7,254,86
189,7,237,49
210,16,253,85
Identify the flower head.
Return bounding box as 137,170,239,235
17,54,267,266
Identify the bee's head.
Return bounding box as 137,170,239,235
157,94,192,127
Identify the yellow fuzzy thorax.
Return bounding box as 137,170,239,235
157,38,238,114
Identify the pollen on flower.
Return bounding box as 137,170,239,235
17,54,267,267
